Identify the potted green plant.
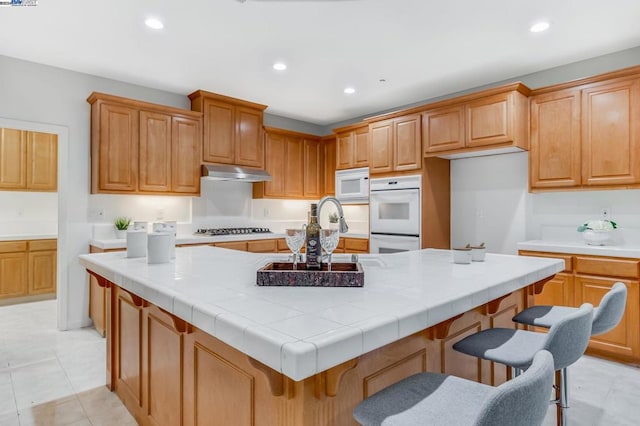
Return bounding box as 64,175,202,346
577,219,617,245
114,216,131,239
328,212,339,229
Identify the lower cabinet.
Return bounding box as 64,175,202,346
106,281,532,425
0,239,56,302
519,250,640,363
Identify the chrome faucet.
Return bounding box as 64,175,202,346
317,196,349,233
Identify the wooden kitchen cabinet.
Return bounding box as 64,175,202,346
247,239,278,253
189,90,267,168
303,138,323,198
88,92,202,195
529,68,640,191
0,241,28,299
529,89,582,189
213,241,248,251
519,249,640,363
335,124,369,170
0,239,56,303
0,128,57,192
423,84,529,158
322,135,337,196
254,127,323,200
368,114,421,174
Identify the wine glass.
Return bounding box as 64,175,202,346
285,228,305,269
320,229,340,271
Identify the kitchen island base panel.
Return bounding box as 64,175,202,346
105,281,532,426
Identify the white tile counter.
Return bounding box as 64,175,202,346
0,234,57,241
518,240,640,258
79,247,563,381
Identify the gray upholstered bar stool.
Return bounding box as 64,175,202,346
513,282,627,335
452,303,593,426
353,350,555,426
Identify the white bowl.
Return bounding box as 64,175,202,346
453,248,472,264
471,247,486,262
582,230,612,246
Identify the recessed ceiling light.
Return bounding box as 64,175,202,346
145,17,164,30
273,62,287,71
344,87,356,95
530,21,550,33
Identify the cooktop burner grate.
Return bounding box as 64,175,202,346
194,227,272,236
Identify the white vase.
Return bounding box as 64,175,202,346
582,230,611,246
115,229,127,240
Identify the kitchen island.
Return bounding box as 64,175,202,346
80,246,563,426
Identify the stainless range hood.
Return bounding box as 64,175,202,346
201,164,272,182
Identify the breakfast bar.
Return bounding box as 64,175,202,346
80,246,563,425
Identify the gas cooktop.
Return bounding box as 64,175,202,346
194,227,272,236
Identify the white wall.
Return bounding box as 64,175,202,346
89,194,191,224
451,152,640,254
451,152,529,254
0,192,57,235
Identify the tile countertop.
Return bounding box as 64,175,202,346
89,232,370,250
79,247,563,381
517,240,640,258
0,234,57,242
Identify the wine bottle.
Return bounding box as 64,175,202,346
305,203,322,270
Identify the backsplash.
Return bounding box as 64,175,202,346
0,191,57,235
88,194,191,224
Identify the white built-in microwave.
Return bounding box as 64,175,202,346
335,167,369,204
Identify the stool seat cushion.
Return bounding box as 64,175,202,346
512,305,577,329
452,328,547,370
353,372,492,426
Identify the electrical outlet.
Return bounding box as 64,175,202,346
263,207,270,218
87,207,105,221
601,208,611,220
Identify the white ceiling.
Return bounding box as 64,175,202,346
1,0,639,125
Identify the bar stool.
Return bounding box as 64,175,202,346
452,303,593,426
353,349,555,426
513,282,627,335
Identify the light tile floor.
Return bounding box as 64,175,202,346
1,300,639,425
0,300,135,426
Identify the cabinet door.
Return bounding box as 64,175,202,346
323,137,336,196
466,92,512,147
26,131,58,191
303,139,322,198
235,106,264,168
336,132,354,170
247,239,277,253
284,136,304,197
202,99,234,164
582,78,640,186
0,128,26,189
354,127,369,168
263,132,286,197
171,116,201,194
28,249,56,295
139,111,172,193
369,119,394,173
575,276,640,362
422,105,465,154
530,89,581,189
97,103,139,192
0,251,28,299
533,273,574,309
213,241,248,251
394,114,422,171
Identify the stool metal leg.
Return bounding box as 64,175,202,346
558,367,569,426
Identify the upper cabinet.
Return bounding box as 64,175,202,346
0,128,57,192
529,68,640,191
368,114,422,174
88,92,202,195
322,135,337,196
188,90,267,168
423,84,530,159
253,128,323,200
334,124,369,170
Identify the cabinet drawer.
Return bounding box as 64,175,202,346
277,239,289,251
345,238,368,252
247,239,277,253
575,256,640,279
518,251,573,272
29,239,57,251
214,241,247,251
0,241,28,253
